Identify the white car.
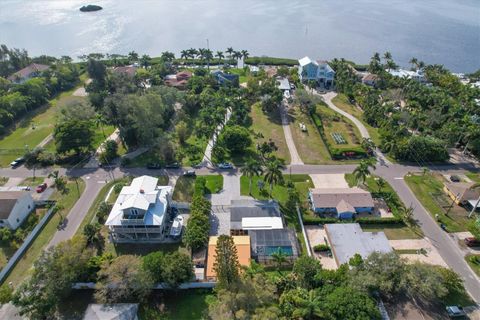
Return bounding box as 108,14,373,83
218,163,233,169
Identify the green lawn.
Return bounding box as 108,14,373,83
92,125,116,149
250,103,291,163
466,172,480,183
0,88,85,167
405,173,474,233
361,224,423,240
203,175,223,194
465,254,480,277
331,94,381,146
288,106,332,164
172,176,196,202
317,104,363,150
3,178,86,287
20,177,45,187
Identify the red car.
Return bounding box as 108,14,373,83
464,237,480,247
36,183,47,193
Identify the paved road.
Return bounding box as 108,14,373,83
280,101,303,165
1,160,479,301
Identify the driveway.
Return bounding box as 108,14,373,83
280,101,303,165
390,239,447,267
309,174,348,188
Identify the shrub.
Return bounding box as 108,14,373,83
302,216,339,225
313,244,330,252
245,56,298,66
194,177,207,197
356,217,403,225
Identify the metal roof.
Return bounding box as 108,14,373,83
310,188,374,208
325,223,392,265
241,217,284,230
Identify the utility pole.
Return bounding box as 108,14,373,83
468,195,480,218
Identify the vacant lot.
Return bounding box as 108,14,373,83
288,106,332,164
0,90,85,167
405,173,474,233
250,103,291,163
361,224,423,240
331,94,381,145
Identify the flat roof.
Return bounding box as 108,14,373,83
241,217,283,230
325,223,392,265
309,188,374,208
206,236,251,279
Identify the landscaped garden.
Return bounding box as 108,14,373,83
465,254,480,277
405,173,475,233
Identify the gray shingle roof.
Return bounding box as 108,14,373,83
0,191,27,219
310,188,374,208
230,199,281,229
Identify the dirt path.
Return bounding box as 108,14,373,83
280,101,303,165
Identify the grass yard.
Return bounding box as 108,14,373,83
361,224,423,240
466,172,480,183
250,103,291,163
0,177,8,186
3,178,86,287
331,94,381,145
240,174,313,205
288,106,332,164
0,88,85,167
20,177,45,186
316,104,363,151
92,125,116,150
172,176,196,202
405,173,474,233
228,67,250,83
203,175,223,194
465,254,480,277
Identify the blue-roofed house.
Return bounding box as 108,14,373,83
298,56,335,88
211,70,239,87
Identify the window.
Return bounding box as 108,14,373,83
131,209,139,216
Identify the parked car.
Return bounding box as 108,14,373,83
464,237,480,247
440,223,447,231
218,163,233,169
183,170,196,177
165,162,180,169
20,186,31,191
10,157,25,168
450,175,461,182
146,163,162,169
446,306,466,318
36,183,47,193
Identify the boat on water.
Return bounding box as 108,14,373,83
79,5,103,12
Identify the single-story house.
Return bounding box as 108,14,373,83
206,235,251,281
230,199,283,234
0,191,35,230
325,223,392,266
298,56,335,88
112,65,138,77
249,228,299,264
164,71,192,89
361,73,380,87
7,63,50,84
105,175,173,242
83,303,139,320
211,70,239,87
309,188,374,219
443,181,480,205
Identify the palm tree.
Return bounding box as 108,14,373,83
352,159,376,186
292,290,325,320
180,50,189,60
215,51,224,64
226,47,234,60
94,114,107,138
127,51,138,63
48,170,67,193
264,158,285,197
161,51,175,62
399,204,415,227
375,177,386,193
383,51,392,61
204,49,213,69
140,54,151,68
241,49,249,61
240,159,263,195
233,51,242,67
188,48,198,59
409,57,418,70
271,248,288,275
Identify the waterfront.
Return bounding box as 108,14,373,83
0,0,479,71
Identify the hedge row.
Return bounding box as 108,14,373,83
245,56,298,66
302,215,403,225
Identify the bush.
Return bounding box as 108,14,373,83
356,217,403,225
302,216,339,225
194,177,207,197
245,56,298,66
313,244,330,252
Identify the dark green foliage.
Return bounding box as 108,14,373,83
213,235,241,290
218,125,252,154
292,256,322,290
143,251,194,287
54,118,95,155
313,244,330,252
245,56,298,66
99,140,118,165
183,195,211,250
194,176,207,196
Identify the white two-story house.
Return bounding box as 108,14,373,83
105,176,173,243
298,56,335,88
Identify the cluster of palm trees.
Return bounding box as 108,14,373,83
180,47,249,67
241,156,285,198
408,57,426,71
368,51,398,73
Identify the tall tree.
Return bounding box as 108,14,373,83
264,158,285,197
240,159,263,195
352,159,376,186
213,235,241,290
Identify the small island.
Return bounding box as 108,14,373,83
79,5,103,12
